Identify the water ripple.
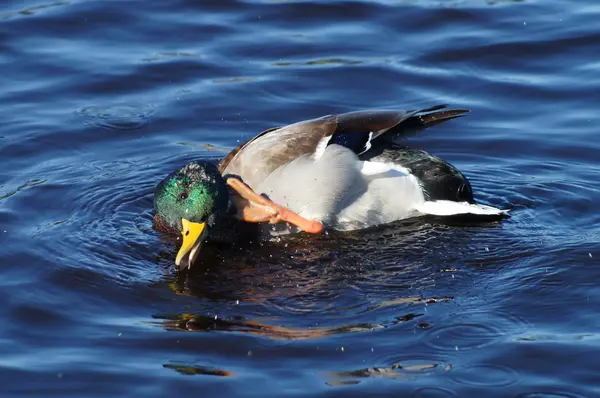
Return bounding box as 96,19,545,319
515,392,588,398
369,351,453,376
0,1,71,21
413,387,459,398
2,0,600,396
76,103,156,130
451,363,519,387
423,310,529,352
0,179,46,203
326,354,451,385
30,156,176,283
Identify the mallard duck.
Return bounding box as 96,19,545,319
154,105,507,269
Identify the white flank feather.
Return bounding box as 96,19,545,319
414,200,508,216
255,144,425,231
313,134,332,160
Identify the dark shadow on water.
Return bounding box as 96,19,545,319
162,362,235,377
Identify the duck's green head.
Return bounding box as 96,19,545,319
154,161,229,270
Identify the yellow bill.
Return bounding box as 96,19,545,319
175,218,207,269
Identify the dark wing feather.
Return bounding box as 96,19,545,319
386,105,469,137
328,110,411,154
330,105,468,154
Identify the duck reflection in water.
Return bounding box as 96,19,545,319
153,215,499,340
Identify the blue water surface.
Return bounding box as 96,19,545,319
1,0,600,397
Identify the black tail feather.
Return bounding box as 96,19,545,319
389,105,469,137
328,105,470,155
416,107,470,127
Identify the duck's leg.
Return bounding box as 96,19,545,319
230,195,279,223
226,177,324,234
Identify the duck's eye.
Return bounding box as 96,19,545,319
180,192,188,200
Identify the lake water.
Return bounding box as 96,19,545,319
1,0,600,397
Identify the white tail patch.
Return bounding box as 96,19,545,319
359,161,410,176
357,131,374,155
415,200,508,216
313,134,332,160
